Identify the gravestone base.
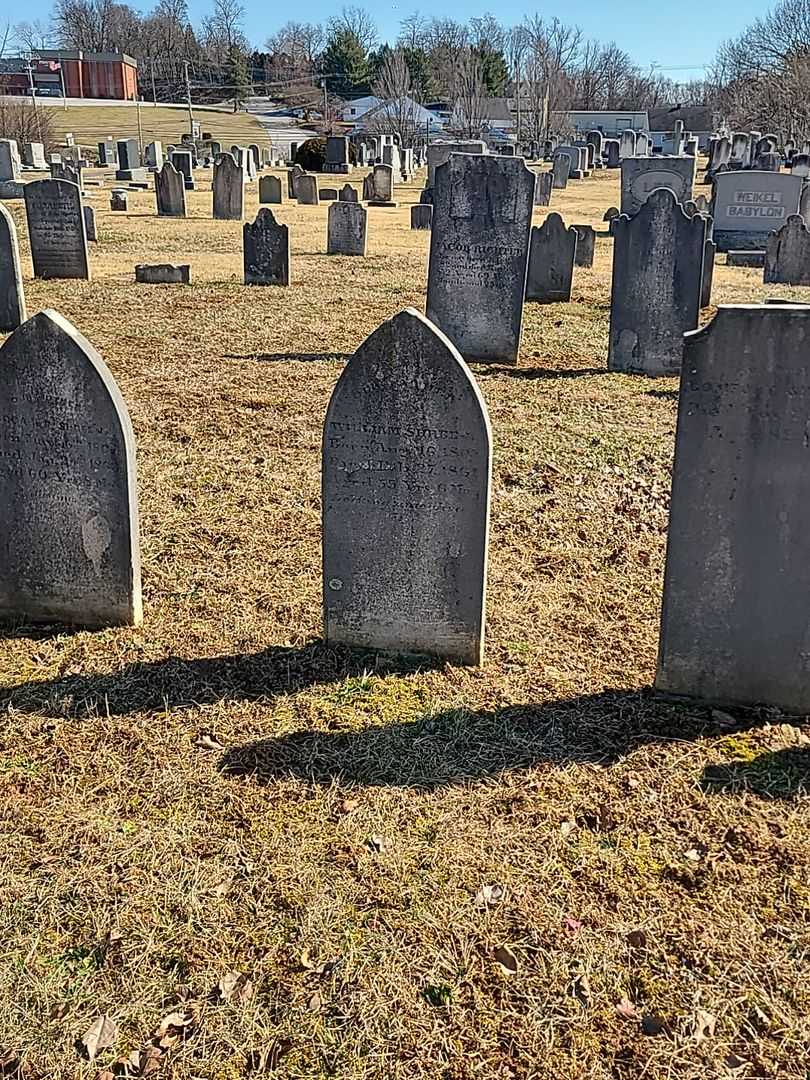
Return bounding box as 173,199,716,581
367,200,398,208
135,263,190,284
115,168,149,183
714,229,771,252
727,250,765,267
322,163,352,173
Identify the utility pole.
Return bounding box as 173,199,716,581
26,54,43,141
321,78,328,133
57,58,68,110
136,94,144,157
184,60,195,138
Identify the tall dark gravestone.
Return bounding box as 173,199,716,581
608,188,706,376
213,153,244,220
24,178,90,280
0,202,26,331
426,154,534,365
243,208,290,285
657,305,810,713
322,308,491,665
0,310,141,627
327,201,367,255
155,161,186,217
534,171,553,206
525,213,577,302
764,214,810,284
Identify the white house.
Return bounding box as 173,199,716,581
343,96,444,135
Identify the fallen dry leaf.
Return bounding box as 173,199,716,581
693,1008,717,1041
194,732,225,751
216,971,254,1005
493,945,518,975
615,997,642,1020
307,992,322,1012
474,883,505,907
80,1015,117,1061
626,929,648,949
724,1052,750,1072
572,974,592,1008
560,819,577,838
341,798,360,813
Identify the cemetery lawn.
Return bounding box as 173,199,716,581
1,167,809,1080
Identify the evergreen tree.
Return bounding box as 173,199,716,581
320,29,369,97
225,45,251,112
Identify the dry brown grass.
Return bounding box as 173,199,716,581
37,101,271,152
0,163,809,1080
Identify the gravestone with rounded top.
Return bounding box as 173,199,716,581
367,164,396,206
525,213,578,302
322,307,491,665
764,214,810,284
296,174,319,205
712,171,803,251
259,175,282,203
608,188,706,376
0,203,26,331
620,156,696,216
155,161,186,217
327,201,367,255
411,204,432,229
213,153,244,220
426,154,534,365
24,178,89,281
243,208,289,285
656,304,810,713
0,310,141,627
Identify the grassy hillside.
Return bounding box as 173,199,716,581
35,100,271,150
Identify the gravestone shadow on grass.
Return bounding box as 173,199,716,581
701,747,809,800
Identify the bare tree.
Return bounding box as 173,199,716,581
452,50,487,137
14,20,53,52
371,46,423,145
326,6,376,52
398,11,428,50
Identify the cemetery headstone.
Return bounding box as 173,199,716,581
656,304,810,713
608,187,706,376
712,171,803,251
551,154,569,189
619,130,637,158
427,140,486,186
155,161,186,217
534,171,553,205
367,164,396,206
0,139,21,181
83,204,97,242
701,237,716,308
213,153,244,220
135,263,190,283
325,135,351,173
605,140,621,168
24,179,90,280
296,174,319,205
572,223,595,267
411,204,432,229
620,156,696,216
320,187,338,200
144,141,163,170
243,208,290,286
169,148,194,190
764,214,810,284
322,307,491,665
21,142,47,169
110,188,128,211
426,154,534,364
287,164,304,198
525,213,577,302
0,310,141,627
0,203,26,331
259,175,282,203
339,183,358,202
727,250,765,267
327,201,367,255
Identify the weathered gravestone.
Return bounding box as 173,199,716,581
792,153,810,178
534,170,553,205
605,140,621,168
551,154,569,190
170,148,194,190
426,154,534,365
213,153,244,220
410,204,432,229
755,151,782,172
701,237,716,308
24,179,90,281
712,171,803,251
325,135,351,173
764,214,810,284
367,164,396,206
0,139,21,181
727,250,765,268
525,213,577,302
296,174,319,205
243,208,289,286
619,130,637,158
572,223,596,267
144,141,163,170
0,310,141,627
110,188,128,211
339,183,358,202
322,307,491,665
427,140,486,187
620,156,696,216
135,263,190,284
586,130,603,167
259,175,282,203
155,161,186,217
83,204,97,242
22,142,47,169
249,144,260,173
287,164,304,198
327,201,367,255
0,203,26,331
608,188,706,376
656,304,810,713
320,187,338,200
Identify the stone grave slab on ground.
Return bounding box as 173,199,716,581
322,307,491,665
656,304,810,713
0,310,141,627
135,263,190,284
426,154,534,365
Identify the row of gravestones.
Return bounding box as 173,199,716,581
4,303,810,715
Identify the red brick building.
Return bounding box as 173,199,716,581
1,51,138,100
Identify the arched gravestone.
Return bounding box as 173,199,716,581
212,153,244,220
426,154,534,365
0,310,141,627
155,161,186,217
243,208,289,286
608,188,706,376
656,304,810,713
327,201,367,255
525,213,577,302
764,214,810,284
24,178,89,280
259,175,281,203
620,157,696,217
322,308,491,665
0,202,26,331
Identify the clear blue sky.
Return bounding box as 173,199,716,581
17,0,768,73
